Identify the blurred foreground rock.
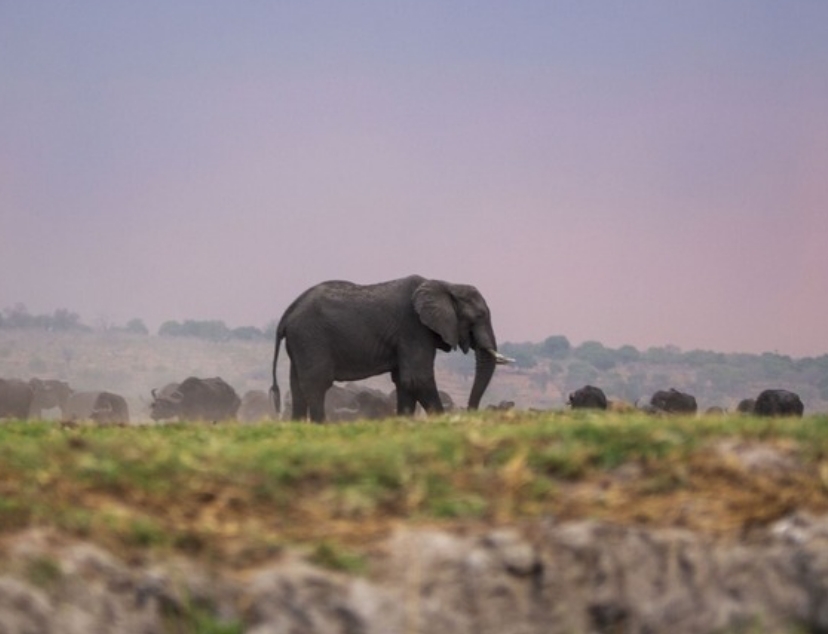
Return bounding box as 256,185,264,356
5,513,828,633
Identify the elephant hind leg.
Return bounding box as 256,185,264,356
295,370,332,423
307,386,328,423
289,365,309,420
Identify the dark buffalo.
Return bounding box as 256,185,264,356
736,398,756,414
649,388,697,414
63,391,130,424
567,385,608,410
150,377,240,422
29,378,72,418
487,400,516,411
753,389,804,417
325,384,395,421
0,378,34,419
238,389,278,422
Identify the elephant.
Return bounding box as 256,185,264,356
388,388,455,415
271,275,511,422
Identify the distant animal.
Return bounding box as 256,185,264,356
238,389,278,422
486,400,516,411
649,388,698,414
704,406,726,415
325,384,395,422
0,378,34,419
753,389,804,417
567,385,608,410
736,398,756,414
271,275,511,422
152,382,180,401
62,391,130,425
28,378,72,418
150,377,240,422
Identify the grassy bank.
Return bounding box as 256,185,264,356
2,411,828,569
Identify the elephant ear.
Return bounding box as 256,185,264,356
412,280,460,350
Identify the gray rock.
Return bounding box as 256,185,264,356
9,515,828,632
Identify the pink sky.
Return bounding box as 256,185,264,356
2,2,827,357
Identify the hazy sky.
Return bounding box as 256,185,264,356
2,2,827,357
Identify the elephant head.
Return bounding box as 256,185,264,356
412,279,511,409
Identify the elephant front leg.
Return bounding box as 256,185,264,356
395,387,418,416
392,370,417,416
394,374,443,416
416,376,444,415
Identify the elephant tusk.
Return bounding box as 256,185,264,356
486,348,515,365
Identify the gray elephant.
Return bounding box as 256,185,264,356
271,275,511,422
388,388,455,415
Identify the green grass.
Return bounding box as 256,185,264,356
1,411,828,565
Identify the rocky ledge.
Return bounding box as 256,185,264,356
4,512,828,633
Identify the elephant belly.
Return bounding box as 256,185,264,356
326,335,396,382
333,362,394,383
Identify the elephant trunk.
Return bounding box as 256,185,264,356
468,348,497,410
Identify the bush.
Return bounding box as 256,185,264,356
573,341,617,371
540,335,571,359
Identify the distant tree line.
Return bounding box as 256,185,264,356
157,320,275,342
0,305,275,342
0,304,91,333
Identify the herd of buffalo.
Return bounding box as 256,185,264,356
0,375,808,424
567,385,805,417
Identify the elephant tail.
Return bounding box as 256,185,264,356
270,324,285,415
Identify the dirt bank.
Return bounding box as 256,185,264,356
4,511,828,633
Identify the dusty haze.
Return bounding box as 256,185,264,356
2,3,827,357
